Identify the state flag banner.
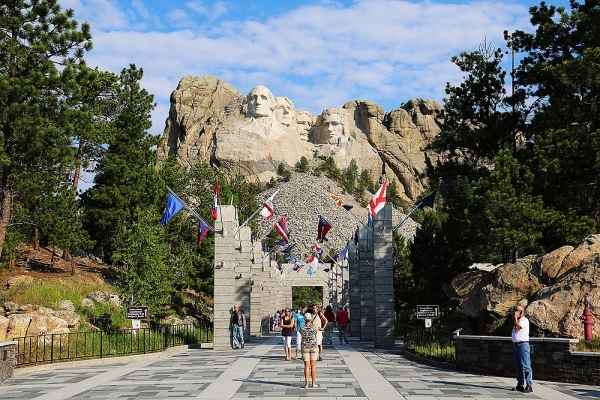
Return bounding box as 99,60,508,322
197,219,210,244
160,193,185,226
260,199,275,220
367,181,387,217
317,215,332,243
211,182,220,220
274,217,290,244
326,190,353,211
417,191,436,209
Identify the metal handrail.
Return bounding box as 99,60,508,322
12,323,213,367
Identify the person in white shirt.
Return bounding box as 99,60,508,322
511,305,533,393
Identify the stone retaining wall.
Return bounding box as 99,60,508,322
0,341,16,385
454,335,600,385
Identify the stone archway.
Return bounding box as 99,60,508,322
212,204,394,349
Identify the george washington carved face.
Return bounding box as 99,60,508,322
246,85,276,118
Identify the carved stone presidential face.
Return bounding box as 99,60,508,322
246,85,276,118
321,108,347,145
275,97,295,126
295,110,312,141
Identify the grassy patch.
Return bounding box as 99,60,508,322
576,337,600,352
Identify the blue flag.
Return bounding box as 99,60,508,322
282,243,296,253
160,193,185,226
417,191,436,209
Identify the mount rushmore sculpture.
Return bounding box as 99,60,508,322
157,75,444,202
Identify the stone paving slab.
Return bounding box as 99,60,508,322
1,332,599,399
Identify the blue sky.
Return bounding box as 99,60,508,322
60,0,571,138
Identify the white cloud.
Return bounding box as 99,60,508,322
78,0,540,136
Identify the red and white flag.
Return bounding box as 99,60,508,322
367,181,387,217
210,182,220,220
259,190,279,220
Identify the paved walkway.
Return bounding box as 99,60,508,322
1,332,599,399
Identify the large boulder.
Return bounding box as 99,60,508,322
58,300,75,312
527,254,600,338
6,275,33,288
0,315,8,341
558,235,600,278
446,234,600,337
479,255,543,317
538,245,574,283
46,316,69,333
53,310,80,328
6,314,32,339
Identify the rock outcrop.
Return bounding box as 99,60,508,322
156,76,443,202
445,235,600,338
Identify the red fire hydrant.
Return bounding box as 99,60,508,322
580,306,594,341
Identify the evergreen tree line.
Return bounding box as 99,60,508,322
0,1,262,320
394,1,600,321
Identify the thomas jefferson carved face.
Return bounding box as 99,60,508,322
247,85,276,118
275,97,295,126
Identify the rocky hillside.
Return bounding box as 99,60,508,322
253,168,419,257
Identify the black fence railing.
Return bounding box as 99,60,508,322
396,320,456,363
13,323,213,367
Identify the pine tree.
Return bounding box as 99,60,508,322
80,65,163,261
0,0,92,258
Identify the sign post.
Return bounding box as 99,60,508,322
126,306,149,320
417,305,439,328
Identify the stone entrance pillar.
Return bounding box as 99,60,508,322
373,204,394,348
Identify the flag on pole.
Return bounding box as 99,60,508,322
417,191,437,209
260,199,275,220
367,181,387,217
271,259,284,274
286,253,299,262
160,193,185,226
275,239,287,246
260,191,279,220
197,219,210,244
282,243,296,253
211,182,220,220
307,266,315,276
294,261,305,273
314,242,324,257
326,190,353,211
317,215,332,243
274,217,290,244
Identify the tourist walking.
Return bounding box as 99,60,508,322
300,312,319,388
273,310,280,331
511,304,533,393
310,303,328,361
230,303,245,349
336,306,349,344
323,305,335,345
294,305,308,360
280,308,295,360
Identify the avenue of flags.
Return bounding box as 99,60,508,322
160,180,436,282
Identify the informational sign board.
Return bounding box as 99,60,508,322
425,318,432,328
132,319,141,329
126,306,149,320
417,305,439,319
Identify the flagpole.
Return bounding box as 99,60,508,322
217,183,226,237
166,187,215,232
392,201,422,231
249,226,275,252
233,190,280,237
347,208,372,232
